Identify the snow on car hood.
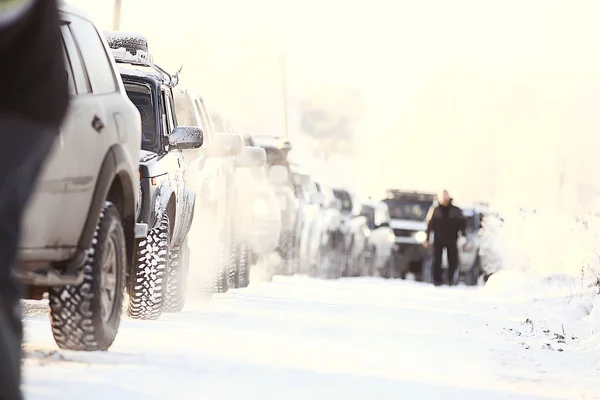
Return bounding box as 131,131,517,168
139,150,158,163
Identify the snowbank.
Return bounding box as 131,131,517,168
481,210,600,348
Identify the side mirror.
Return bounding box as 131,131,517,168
268,165,289,185
168,126,203,150
236,146,266,168
208,132,243,158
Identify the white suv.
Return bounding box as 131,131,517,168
15,4,141,351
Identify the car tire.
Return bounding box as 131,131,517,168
49,202,126,351
162,239,190,313
216,234,230,293
465,255,481,286
280,233,297,276
421,253,434,284
235,244,250,288
127,213,170,320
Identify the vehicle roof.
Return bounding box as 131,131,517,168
119,68,163,87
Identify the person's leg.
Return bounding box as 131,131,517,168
0,115,56,400
446,242,459,286
432,243,444,285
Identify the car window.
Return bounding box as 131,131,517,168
194,99,209,132
59,25,75,96
159,92,168,138
333,189,353,212
199,98,216,134
60,24,90,95
173,90,195,126
70,15,117,94
164,92,176,134
124,82,157,152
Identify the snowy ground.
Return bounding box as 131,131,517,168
22,273,600,400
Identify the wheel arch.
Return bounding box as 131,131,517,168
76,145,136,265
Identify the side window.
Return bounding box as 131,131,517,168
159,93,168,138
194,99,209,131
70,16,117,94
60,24,90,95
199,99,217,134
164,92,176,134
59,25,75,96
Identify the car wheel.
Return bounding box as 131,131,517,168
216,232,230,293
465,255,481,286
421,253,434,284
127,213,170,320
162,239,190,313
49,202,126,351
236,244,250,288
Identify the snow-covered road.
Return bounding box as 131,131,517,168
22,275,600,400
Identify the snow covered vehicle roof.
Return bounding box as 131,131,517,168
103,30,181,87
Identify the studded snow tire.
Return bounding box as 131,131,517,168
162,239,190,313
48,202,126,351
127,213,170,320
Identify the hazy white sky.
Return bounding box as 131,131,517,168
68,0,600,211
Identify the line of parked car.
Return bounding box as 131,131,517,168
13,4,293,352
13,4,497,354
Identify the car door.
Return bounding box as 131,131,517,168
21,18,106,253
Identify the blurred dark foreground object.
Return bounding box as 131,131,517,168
0,0,68,399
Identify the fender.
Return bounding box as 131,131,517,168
71,144,136,269
150,180,175,230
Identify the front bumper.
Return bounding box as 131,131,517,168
393,242,427,272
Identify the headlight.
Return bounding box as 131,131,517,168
414,230,427,243
388,233,396,242
363,227,371,238
254,199,269,216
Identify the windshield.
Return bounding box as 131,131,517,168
333,189,352,212
125,83,158,151
360,205,375,229
383,199,432,221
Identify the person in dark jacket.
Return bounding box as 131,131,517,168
425,190,467,286
0,1,68,399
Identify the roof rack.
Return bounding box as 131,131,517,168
386,189,437,201
103,31,182,87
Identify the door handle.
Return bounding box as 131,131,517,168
92,115,105,133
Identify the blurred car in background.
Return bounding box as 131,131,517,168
109,33,202,319
332,188,362,276
229,135,281,287
308,182,343,279
345,201,396,277
173,90,242,296
210,115,267,291
383,190,436,280
254,135,300,275
290,165,321,274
